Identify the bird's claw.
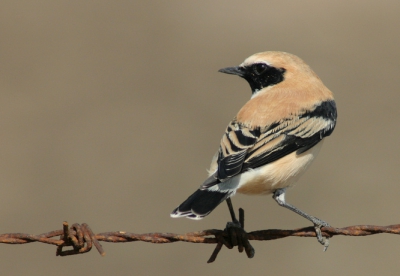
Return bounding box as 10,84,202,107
224,219,255,257
207,208,254,263
314,222,330,251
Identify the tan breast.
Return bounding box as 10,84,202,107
236,140,324,195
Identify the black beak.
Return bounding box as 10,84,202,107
218,66,245,77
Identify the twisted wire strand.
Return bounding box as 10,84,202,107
1,218,399,262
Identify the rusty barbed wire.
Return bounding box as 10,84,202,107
1,208,400,263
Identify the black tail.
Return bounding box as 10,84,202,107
170,189,230,220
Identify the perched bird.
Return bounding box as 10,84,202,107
170,51,337,249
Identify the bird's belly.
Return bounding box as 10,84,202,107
236,141,324,195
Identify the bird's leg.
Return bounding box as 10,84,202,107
224,198,244,250
273,188,330,251
226,197,239,223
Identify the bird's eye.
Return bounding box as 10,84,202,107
253,63,268,75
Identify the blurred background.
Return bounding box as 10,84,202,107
1,1,400,275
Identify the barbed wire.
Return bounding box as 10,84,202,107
1,208,400,263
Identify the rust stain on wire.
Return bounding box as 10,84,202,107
1,216,400,263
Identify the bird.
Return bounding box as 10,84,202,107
170,51,337,249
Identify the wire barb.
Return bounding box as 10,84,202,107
2,220,400,263
207,207,254,263
54,222,104,256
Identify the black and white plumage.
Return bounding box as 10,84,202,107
171,51,337,225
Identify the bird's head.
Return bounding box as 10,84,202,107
219,51,318,95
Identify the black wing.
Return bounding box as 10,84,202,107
202,100,336,189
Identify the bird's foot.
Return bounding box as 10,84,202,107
311,218,330,251
207,208,254,263
224,220,254,256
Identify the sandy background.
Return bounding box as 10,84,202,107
1,1,400,275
